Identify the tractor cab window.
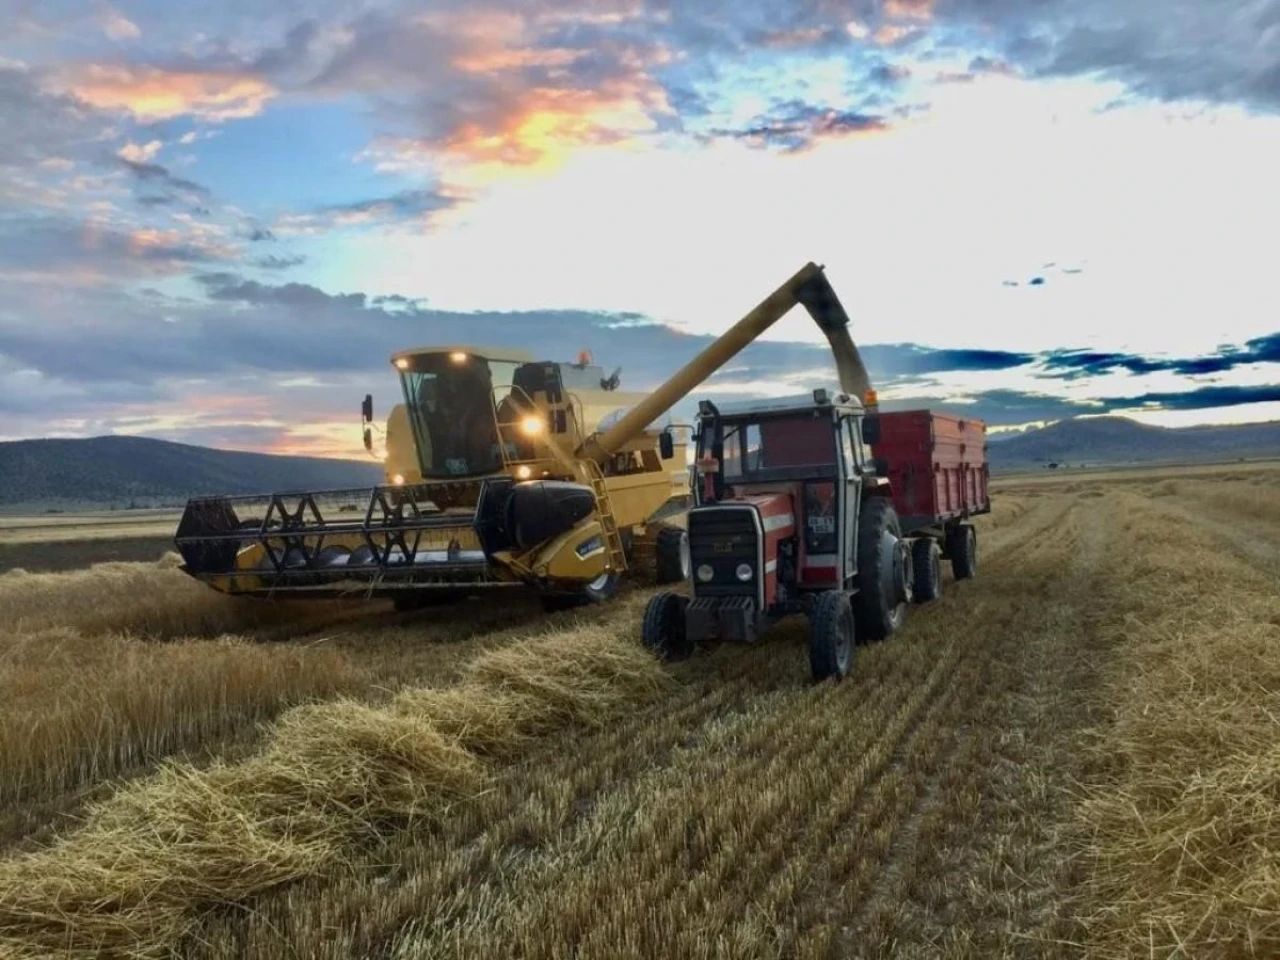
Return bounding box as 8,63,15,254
399,355,519,478
839,418,862,474
712,415,837,483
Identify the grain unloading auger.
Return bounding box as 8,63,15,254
173,262,872,611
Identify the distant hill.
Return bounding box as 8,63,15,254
0,436,385,508
989,416,1280,470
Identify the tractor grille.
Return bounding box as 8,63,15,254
688,507,759,597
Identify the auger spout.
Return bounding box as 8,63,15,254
579,261,872,464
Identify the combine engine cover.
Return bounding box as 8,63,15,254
172,477,591,598
685,494,795,643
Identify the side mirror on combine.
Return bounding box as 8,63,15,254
862,414,881,446
363,426,373,453
659,428,674,460
361,394,374,424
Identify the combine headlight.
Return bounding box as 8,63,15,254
735,563,753,582
449,351,468,364
516,465,533,480
520,415,545,436
394,357,410,370
391,473,405,486
696,563,714,583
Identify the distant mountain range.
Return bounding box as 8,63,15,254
987,416,1280,470
0,436,384,508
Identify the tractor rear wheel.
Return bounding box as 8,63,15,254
539,571,619,613
911,538,942,603
947,523,978,580
641,591,692,660
853,497,911,643
809,589,855,682
654,526,691,585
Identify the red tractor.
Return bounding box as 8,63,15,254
641,390,990,682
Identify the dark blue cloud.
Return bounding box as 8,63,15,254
711,100,888,152
1044,332,1280,379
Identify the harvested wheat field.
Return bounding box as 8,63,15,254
0,465,1276,959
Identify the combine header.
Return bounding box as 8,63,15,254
174,262,878,611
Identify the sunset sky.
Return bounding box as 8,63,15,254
2,0,1278,458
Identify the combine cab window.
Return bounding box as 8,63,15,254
400,356,518,478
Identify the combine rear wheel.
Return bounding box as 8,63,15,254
641,591,692,660
808,590,855,682
911,538,942,603
654,526,691,584
539,571,619,613
947,523,978,580
854,497,912,643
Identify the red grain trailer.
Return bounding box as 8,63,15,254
873,409,991,535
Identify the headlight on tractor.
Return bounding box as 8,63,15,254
735,563,753,582
696,564,714,583
520,416,545,436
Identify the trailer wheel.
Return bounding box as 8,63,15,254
539,571,619,612
854,497,910,642
809,590,855,682
911,538,942,603
641,591,692,660
655,527,691,584
947,523,978,580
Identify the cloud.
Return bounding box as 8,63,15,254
117,140,162,163
2,271,1271,435
0,217,226,281
0,65,106,174
939,0,1280,113
61,63,275,120
119,157,211,202
100,7,141,41
252,253,307,270
711,100,889,152
881,383,1280,426
1043,332,1280,379
306,187,461,229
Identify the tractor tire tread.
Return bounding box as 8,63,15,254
654,526,690,585
642,591,692,660
853,496,905,643
809,589,854,682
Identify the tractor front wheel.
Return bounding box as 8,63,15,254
808,590,855,682
654,526,691,584
641,591,692,660
854,497,911,643
911,538,942,603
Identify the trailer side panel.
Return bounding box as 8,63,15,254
874,409,990,533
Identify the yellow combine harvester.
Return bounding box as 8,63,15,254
174,261,871,611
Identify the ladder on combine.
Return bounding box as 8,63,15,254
583,460,628,575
